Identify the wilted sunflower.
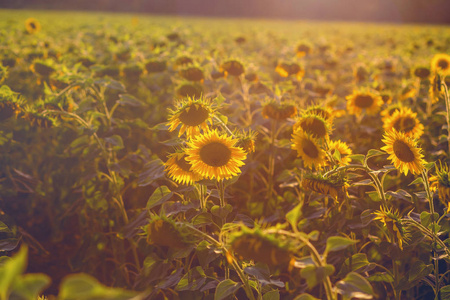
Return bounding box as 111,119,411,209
220,60,245,77
262,101,297,120
235,130,257,154
354,64,369,82
275,62,304,80
434,161,450,213
291,130,327,169
0,99,21,121
167,97,214,137
431,53,450,76
25,18,41,34
413,66,431,80
229,227,294,267
429,73,443,104
179,66,204,82
381,130,425,175
185,130,247,181
383,107,424,139
373,206,408,250
147,216,191,249
176,83,203,98
165,151,203,185
296,42,312,57
302,173,348,201
174,56,193,69
346,90,383,116
22,111,54,128
293,114,331,140
327,140,352,166
145,60,167,73
30,61,55,77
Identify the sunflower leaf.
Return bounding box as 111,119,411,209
325,236,358,254
214,279,242,300
336,272,374,300
409,177,423,186
366,149,385,159
348,154,365,164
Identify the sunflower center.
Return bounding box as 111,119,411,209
393,116,416,133
199,142,231,167
179,105,209,126
176,155,193,172
438,59,449,70
354,95,374,108
30,22,36,29
302,139,319,158
393,140,415,162
301,118,326,138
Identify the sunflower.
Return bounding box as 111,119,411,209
291,130,327,169
373,206,408,250
167,97,213,137
179,66,204,82
165,151,203,185
354,64,369,82
303,105,334,122
30,61,55,77
302,173,348,201
145,60,167,73
429,73,443,104
399,85,416,101
0,99,21,121
262,101,297,120
327,140,352,166
275,62,304,80
176,83,203,99
220,60,245,77
25,18,41,34
185,130,247,181
174,56,193,69
382,107,424,139
147,216,192,249
380,93,393,105
346,90,383,115
413,66,431,80
434,161,450,213
380,102,404,123
296,42,312,57
431,53,450,76
381,130,425,175
235,130,257,154
293,114,331,140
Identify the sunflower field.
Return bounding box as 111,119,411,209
1,9,450,300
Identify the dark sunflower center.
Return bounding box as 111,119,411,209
176,155,193,172
30,22,36,29
301,118,326,138
393,116,416,133
199,142,231,167
393,140,415,162
178,105,209,126
302,139,319,159
354,95,374,108
438,59,449,70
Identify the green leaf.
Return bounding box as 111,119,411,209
118,94,144,107
300,264,335,289
214,279,242,300
367,272,394,283
336,272,374,300
420,211,439,228
366,191,381,202
408,260,433,282
263,290,280,300
439,285,450,300
409,177,423,186
348,154,365,164
325,236,358,254
286,203,303,230
0,221,9,233
192,212,213,226
10,273,51,300
104,135,124,151
175,266,206,291
0,245,28,300
146,186,173,210
293,294,320,300
386,189,412,202
339,253,373,276
211,204,233,220
366,149,385,159
58,273,137,300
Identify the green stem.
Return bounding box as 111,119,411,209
266,119,277,202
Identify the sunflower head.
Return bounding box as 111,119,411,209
383,107,424,139
25,18,41,34
373,206,409,250
354,64,369,82
179,66,204,82
220,60,245,77
399,85,416,101
30,61,55,77
145,59,167,73
434,161,450,212
122,64,143,80
327,139,352,167
165,150,203,185
346,89,383,115
291,129,327,170
262,100,297,121
176,83,203,99
303,105,334,123
293,113,331,140
234,36,246,44
380,93,393,105
185,130,247,181
296,42,312,57
147,216,192,249
431,53,450,76
275,62,304,80
245,73,259,82
235,130,257,154
380,102,403,122
167,97,214,137
381,130,425,175
22,110,54,128
174,56,194,69
0,86,23,121
429,73,443,103
413,66,431,80
229,227,294,267
302,172,348,201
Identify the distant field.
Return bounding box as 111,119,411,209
1,9,450,300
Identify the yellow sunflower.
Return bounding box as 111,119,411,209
346,90,383,116
296,42,312,57
293,114,331,140
185,130,247,181
275,62,304,80
373,206,408,250
382,107,424,139
302,173,348,202
164,151,203,185
25,18,41,34
431,53,450,76
381,130,425,176
167,97,213,137
303,105,334,123
380,102,404,123
291,130,327,169
434,161,450,213
327,140,352,166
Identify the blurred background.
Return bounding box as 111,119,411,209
0,0,449,24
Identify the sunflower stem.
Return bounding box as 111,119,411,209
266,119,278,203
218,180,226,208
441,78,450,152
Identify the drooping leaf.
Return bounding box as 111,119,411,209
336,272,374,300
325,236,358,254
214,279,242,300
146,186,173,210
